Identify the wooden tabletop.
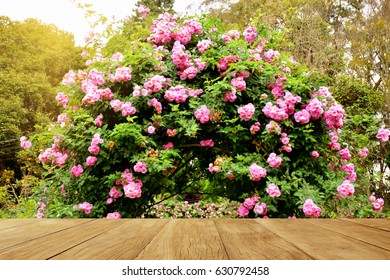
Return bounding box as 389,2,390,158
0,219,389,260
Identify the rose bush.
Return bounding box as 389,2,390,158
30,10,388,218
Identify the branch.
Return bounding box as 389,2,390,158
179,144,231,155
374,76,382,90
8,184,19,204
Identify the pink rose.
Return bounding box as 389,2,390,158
86,156,97,167
71,164,84,177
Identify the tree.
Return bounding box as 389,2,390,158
0,16,84,190
346,0,390,120
135,0,175,15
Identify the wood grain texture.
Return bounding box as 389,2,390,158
0,219,91,251
51,219,169,260
0,219,115,260
0,219,35,231
306,219,390,251
135,219,229,260
258,219,390,259
0,219,389,260
344,218,390,232
214,219,312,260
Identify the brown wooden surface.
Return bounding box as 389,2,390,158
0,219,389,260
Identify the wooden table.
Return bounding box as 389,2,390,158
0,219,389,260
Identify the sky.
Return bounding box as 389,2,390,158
1,0,201,46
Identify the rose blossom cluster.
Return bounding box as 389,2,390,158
238,103,255,121
81,82,114,105
358,147,369,158
243,26,257,43
164,85,188,103
57,113,70,128
115,169,144,199
147,98,162,114
294,109,311,124
200,140,214,147
266,183,281,197
265,120,282,135
110,66,132,82
263,49,280,63
197,39,212,53
231,75,247,91
328,130,341,151
110,52,124,62
144,75,169,94
110,99,136,117
20,136,32,149
36,200,46,219
88,134,104,155
172,19,202,45
208,163,221,173
267,153,282,168
148,13,177,44
86,156,97,167
336,180,355,198
55,92,69,108
311,151,320,158
262,102,289,121
376,128,390,142
306,98,324,120
217,54,240,71
78,202,93,214
166,128,177,137
339,147,352,161
369,193,384,212
107,186,123,205
137,5,150,19
303,199,321,218
250,122,261,134
106,212,121,219
279,133,289,144
132,85,149,97
71,164,83,177
162,142,174,150
134,162,148,174
323,104,345,129
194,105,210,123
237,195,267,217
223,88,237,103
62,70,76,85
249,163,267,181
38,144,68,166
222,30,240,44
341,163,357,181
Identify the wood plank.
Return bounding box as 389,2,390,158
0,219,36,231
258,219,390,259
51,219,170,260
306,219,390,251
0,219,91,251
344,218,390,232
214,219,312,260
0,219,120,260
135,219,229,260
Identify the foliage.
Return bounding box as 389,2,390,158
0,16,84,176
27,9,387,220
135,0,175,15
145,197,240,218
331,75,384,116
